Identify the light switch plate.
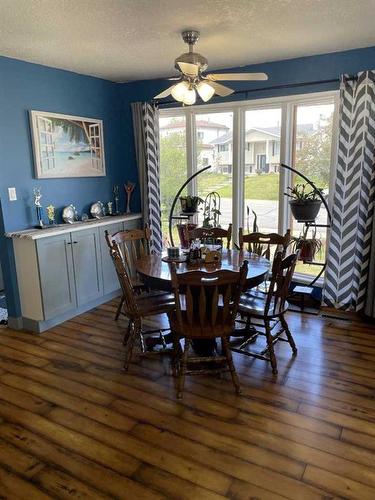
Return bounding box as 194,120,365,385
8,187,17,201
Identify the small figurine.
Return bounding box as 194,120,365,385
113,185,120,215
107,201,113,215
124,181,136,214
33,187,44,228
46,204,56,225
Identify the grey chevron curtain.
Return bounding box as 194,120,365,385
132,102,163,253
323,71,375,312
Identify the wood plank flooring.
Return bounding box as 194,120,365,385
0,301,375,499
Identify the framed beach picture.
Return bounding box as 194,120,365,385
30,110,106,179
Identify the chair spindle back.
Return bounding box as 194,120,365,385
170,260,248,337
238,229,291,260
187,224,232,249
265,251,298,316
107,239,139,317
105,226,151,281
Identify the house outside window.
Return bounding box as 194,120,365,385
272,140,280,156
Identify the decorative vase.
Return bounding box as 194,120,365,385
124,181,136,214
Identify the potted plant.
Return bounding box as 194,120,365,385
285,184,322,222
202,192,221,228
292,230,322,262
179,195,203,214
177,223,197,248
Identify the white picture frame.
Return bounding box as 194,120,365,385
30,110,106,179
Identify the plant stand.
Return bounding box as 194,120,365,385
280,163,332,307
168,166,212,247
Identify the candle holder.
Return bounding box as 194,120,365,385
124,181,136,214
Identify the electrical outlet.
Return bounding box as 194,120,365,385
8,187,17,201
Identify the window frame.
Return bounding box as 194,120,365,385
159,90,339,285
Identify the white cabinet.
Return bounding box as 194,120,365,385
37,233,76,320
10,214,141,332
71,228,103,306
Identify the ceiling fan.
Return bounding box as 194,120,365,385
154,30,268,105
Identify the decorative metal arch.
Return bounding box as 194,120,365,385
280,163,332,287
168,165,212,246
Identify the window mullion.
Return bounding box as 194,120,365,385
279,102,294,234
232,107,245,246
186,109,196,196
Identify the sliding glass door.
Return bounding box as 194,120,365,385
159,91,338,282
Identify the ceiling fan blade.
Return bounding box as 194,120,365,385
167,77,181,81
154,84,176,99
208,81,234,97
207,72,268,81
177,61,199,76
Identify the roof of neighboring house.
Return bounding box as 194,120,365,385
161,119,229,130
210,124,315,145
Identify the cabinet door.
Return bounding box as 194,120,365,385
37,234,76,320
99,222,122,295
72,228,103,306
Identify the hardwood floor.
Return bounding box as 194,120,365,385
0,302,375,499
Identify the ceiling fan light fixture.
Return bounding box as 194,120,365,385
171,81,189,102
182,86,196,105
197,81,215,102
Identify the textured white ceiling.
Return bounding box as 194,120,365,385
1,0,375,82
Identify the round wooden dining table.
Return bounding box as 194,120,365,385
136,250,270,292
136,250,270,355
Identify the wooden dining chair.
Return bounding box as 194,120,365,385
231,251,298,374
238,228,291,259
169,260,248,398
105,226,151,320
108,240,175,369
187,224,232,249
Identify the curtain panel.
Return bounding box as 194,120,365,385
323,71,375,311
131,102,163,253
365,219,375,317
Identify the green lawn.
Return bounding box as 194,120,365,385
199,173,280,200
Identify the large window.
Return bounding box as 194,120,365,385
159,92,338,283
292,103,335,278
159,114,187,245
195,112,233,227
244,108,281,235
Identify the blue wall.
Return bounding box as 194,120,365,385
2,45,375,321
0,56,139,318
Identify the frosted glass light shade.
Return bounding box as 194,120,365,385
171,81,189,102
197,81,215,102
182,87,196,105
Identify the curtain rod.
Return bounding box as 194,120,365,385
154,75,357,107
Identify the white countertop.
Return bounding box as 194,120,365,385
6,213,142,240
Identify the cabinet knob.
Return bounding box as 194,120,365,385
73,241,78,244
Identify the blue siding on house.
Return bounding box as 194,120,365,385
2,45,375,319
